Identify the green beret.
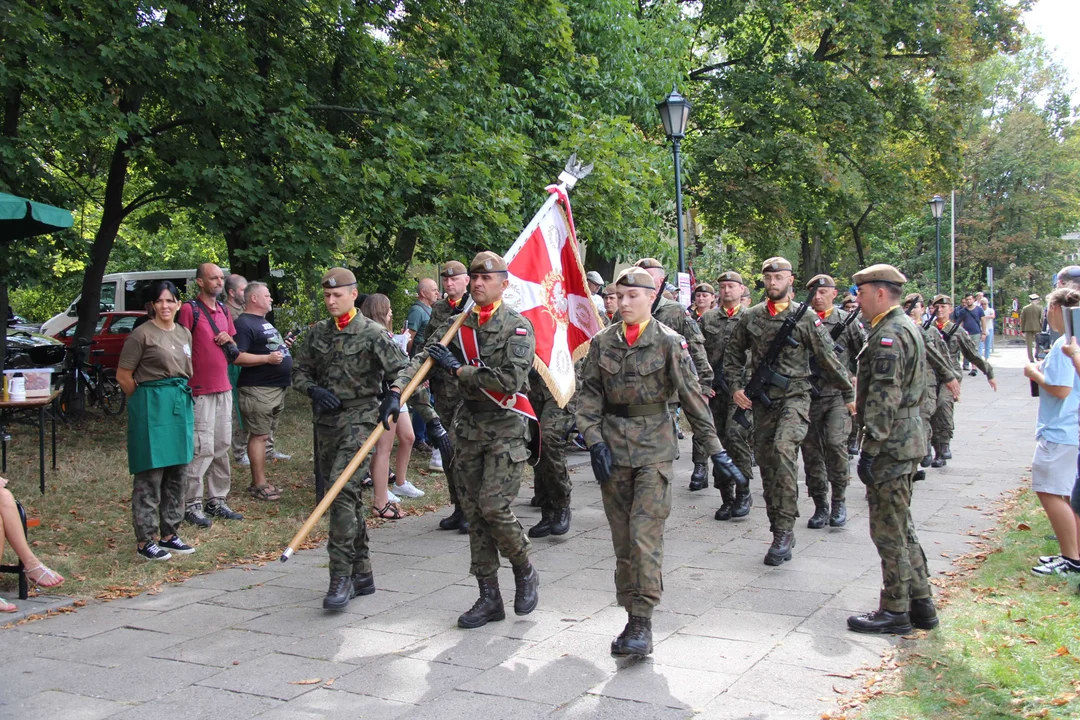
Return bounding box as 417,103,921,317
761,257,793,273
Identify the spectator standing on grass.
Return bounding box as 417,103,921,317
951,294,985,375
233,282,292,502
1026,288,1080,578
980,297,995,361
177,263,243,527
116,280,198,561
361,294,422,519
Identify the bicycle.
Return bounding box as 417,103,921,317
58,339,126,420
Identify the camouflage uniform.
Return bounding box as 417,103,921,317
698,305,753,481
930,320,994,452
292,311,407,578
856,306,932,612
527,370,574,511
395,303,535,580
418,296,467,503
576,319,722,618
916,322,960,455
722,301,853,533
801,308,864,506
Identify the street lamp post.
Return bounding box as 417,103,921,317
657,85,692,274
929,194,945,295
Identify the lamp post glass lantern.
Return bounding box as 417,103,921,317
657,85,692,274
929,194,945,295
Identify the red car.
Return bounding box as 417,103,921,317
56,312,147,369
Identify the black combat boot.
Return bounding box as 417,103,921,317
913,469,927,482
528,509,554,538
847,437,859,456
611,615,653,656
941,443,952,460
829,499,847,527
530,495,543,507
512,561,540,615
931,448,947,468
920,453,932,468
550,507,571,535
764,530,795,566
731,483,752,518
689,463,709,491
847,609,913,635
909,597,940,630
714,482,734,521
610,612,631,654
458,577,505,628
807,496,830,529
323,575,354,611
439,505,465,531
352,570,376,596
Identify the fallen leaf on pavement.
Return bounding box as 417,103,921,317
288,679,322,685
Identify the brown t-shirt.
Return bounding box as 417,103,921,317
118,322,193,384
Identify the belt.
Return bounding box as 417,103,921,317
463,399,502,413
894,406,919,419
603,402,669,418
339,396,377,409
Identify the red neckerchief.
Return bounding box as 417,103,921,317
766,300,782,317
817,311,827,321
335,308,357,331
448,296,461,310
936,320,946,331
625,323,643,346
725,306,738,318
477,303,497,326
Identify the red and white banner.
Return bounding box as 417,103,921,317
503,185,604,407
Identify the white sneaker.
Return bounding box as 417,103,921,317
237,453,250,467
269,450,292,461
387,490,401,504
394,480,425,498
429,449,444,472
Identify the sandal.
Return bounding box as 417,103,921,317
372,500,403,520
23,564,64,589
248,484,282,501
0,597,17,613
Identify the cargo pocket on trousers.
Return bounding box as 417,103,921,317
509,444,530,464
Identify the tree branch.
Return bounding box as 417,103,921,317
121,191,172,219
309,104,392,118
689,22,775,79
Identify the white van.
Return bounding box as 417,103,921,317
40,270,200,337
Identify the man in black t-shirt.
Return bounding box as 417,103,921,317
234,282,294,500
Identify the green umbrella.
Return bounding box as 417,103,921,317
0,191,73,242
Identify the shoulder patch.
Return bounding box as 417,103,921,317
814,318,822,327
880,337,893,347
515,327,528,336
681,340,688,349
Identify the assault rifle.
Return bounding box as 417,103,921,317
830,307,862,355
733,289,816,429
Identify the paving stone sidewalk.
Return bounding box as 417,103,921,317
1,347,1034,720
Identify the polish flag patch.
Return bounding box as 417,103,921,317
880,338,894,347
515,327,529,336
814,318,822,326
681,340,688,349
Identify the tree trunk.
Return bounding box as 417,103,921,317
224,224,270,283
587,251,616,286
73,90,144,348
800,225,823,280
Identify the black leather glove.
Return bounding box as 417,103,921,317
857,451,876,485
711,450,748,492
589,442,613,485
426,343,463,375
378,391,401,430
427,418,454,467
308,386,341,414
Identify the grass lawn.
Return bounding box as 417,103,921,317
0,391,452,603
851,488,1080,720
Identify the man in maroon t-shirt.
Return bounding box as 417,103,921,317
177,263,243,527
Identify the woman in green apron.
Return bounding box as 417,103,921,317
116,281,197,561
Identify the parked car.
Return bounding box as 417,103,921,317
55,312,146,370
5,328,66,370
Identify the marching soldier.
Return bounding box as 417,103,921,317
692,282,716,320
292,268,406,610
526,370,574,537
631,258,717,492
698,271,754,520
417,261,470,533
848,264,937,635
601,283,618,324
928,295,998,466
903,295,961,480
1020,293,1043,362
576,267,745,656
723,258,854,566
801,275,865,529
387,252,540,629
